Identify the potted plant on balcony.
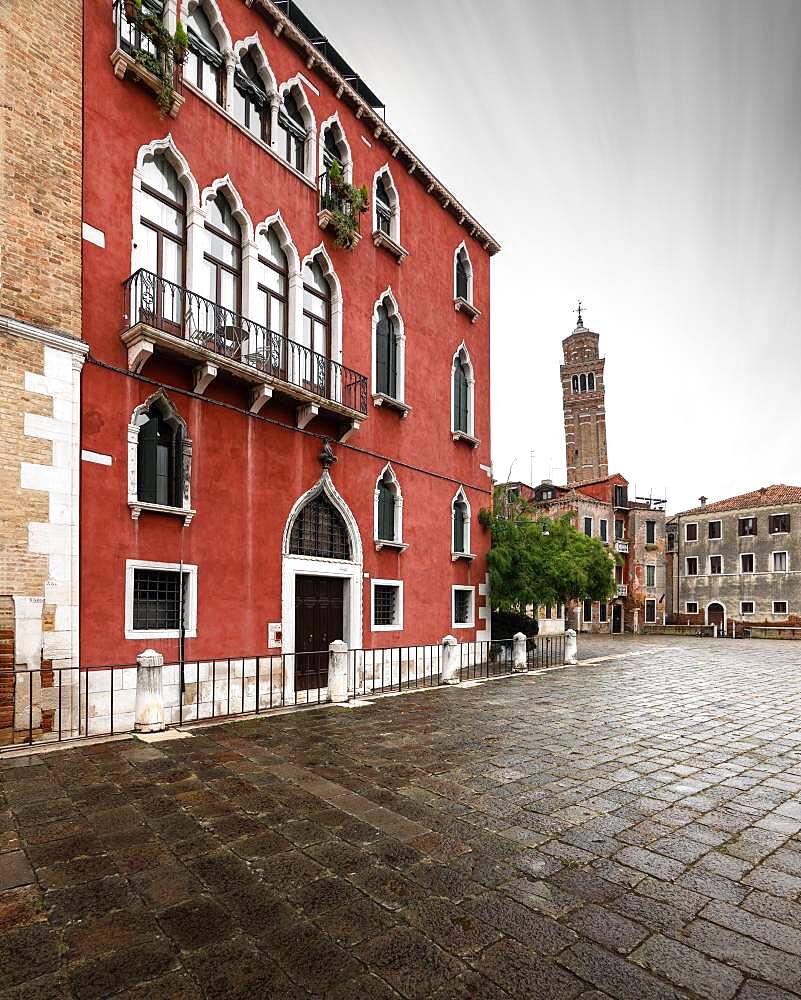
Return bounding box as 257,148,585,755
173,20,188,64
325,162,369,251
124,0,140,22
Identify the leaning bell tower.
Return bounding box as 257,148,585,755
560,303,608,486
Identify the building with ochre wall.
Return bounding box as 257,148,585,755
81,0,499,682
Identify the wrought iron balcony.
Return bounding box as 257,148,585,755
614,539,629,554
122,270,368,431
616,584,628,597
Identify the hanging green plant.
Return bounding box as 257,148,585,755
123,0,181,118
326,163,369,251
173,20,188,64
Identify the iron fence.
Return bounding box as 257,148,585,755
527,634,566,669
123,269,369,415
350,645,443,697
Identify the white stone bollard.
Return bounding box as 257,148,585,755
328,640,349,703
512,632,527,672
440,635,460,685
135,649,165,733
564,629,578,665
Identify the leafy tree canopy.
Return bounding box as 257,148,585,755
479,488,618,613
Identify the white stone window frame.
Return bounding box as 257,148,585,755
319,111,353,183
708,554,724,576
645,564,656,589
451,342,478,445
707,519,723,541
772,550,789,573
705,602,727,631
452,585,475,630
685,556,699,576
251,210,302,350
128,390,195,525
125,559,198,640
583,516,593,537
370,288,408,415
453,242,480,322
686,601,699,614
451,486,474,561
231,35,279,135
740,600,756,616
740,551,755,574
773,600,789,615
371,578,404,633
644,598,657,624
685,521,698,542
599,518,609,543
374,464,406,552
301,243,344,369
276,76,318,184
371,164,407,262
582,599,593,625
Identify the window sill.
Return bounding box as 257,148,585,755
111,48,185,118
372,230,408,263
125,627,197,641
454,296,481,323
371,623,404,632
451,622,475,630
452,431,480,448
183,81,317,191
452,551,476,562
375,540,409,553
129,500,195,526
372,393,411,417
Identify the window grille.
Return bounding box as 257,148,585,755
374,585,398,627
290,493,351,560
454,589,472,625
132,570,183,631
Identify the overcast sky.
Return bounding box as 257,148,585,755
302,0,801,513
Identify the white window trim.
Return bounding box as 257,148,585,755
582,599,593,624
301,243,343,365
371,579,404,632
773,601,789,615
685,556,699,576
370,288,408,412
707,519,723,541
125,559,198,640
374,463,406,551
127,390,195,525
686,602,699,614
453,241,475,305
319,111,353,183
185,0,232,69
452,585,475,630
253,210,301,349
451,486,474,560
451,342,477,443
372,164,404,253
599,518,609,543
277,76,317,183
685,522,698,542
740,600,756,616
583,516,593,537
770,512,790,535
644,598,657,624
772,550,789,573
232,35,278,124
740,552,755,574
708,554,724,576
645,564,656,588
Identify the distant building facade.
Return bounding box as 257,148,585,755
666,485,801,634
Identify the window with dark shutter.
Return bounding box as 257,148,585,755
646,520,656,544
377,482,396,541
456,253,469,301
770,514,790,534
376,175,392,235
453,501,466,553
375,303,397,398
453,357,469,433
137,406,182,507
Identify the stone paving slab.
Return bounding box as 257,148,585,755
1,635,801,997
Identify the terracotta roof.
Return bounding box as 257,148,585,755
680,485,801,517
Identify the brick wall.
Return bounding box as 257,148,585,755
0,0,83,337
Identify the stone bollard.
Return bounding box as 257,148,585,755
440,635,460,685
564,629,578,665
512,632,527,672
135,649,165,733
328,640,349,703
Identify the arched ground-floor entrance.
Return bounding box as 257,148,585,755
706,602,726,634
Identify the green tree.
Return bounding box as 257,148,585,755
480,488,617,613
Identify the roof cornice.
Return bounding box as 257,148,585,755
245,0,502,255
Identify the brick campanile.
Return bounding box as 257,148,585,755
560,310,608,485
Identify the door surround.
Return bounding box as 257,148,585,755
705,601,726,634
281,471,362,697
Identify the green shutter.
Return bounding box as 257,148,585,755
453,362,468,433
137,416,158,503
376,311,390,395
453,503,465,552
172,426,184,508
378,484,395,541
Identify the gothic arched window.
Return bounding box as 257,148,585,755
452,348,473,435
276,89,308,173
452,488,471,555
137,403,184,507
185,4,224,105
233,50,269,141
290,493,351,560
455,246,472,303
579,373,587,392
139,153,186,329
375,301,398,399
203,192,241,314
572,375,579,393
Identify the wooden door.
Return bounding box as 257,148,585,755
294,576,344,691
612,604,623,634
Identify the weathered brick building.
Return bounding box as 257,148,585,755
561,306,608,486
0,0,88,738
666,485,801,635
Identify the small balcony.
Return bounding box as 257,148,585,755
616,584,629,598
317,172,363,250
110,0,184,118
122,270,368,437
614,539,629,554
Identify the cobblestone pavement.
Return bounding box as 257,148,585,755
2,637,801,999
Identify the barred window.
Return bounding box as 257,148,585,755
132,570,184,631
373,584,400,628
290,493,351,560
453,588,473,626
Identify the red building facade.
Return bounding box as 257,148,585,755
81,0,499,673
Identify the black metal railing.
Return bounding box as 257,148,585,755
350,645,443,697
123,269,368,415
319,172,363,236
526,634,566,669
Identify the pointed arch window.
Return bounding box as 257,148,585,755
375,301,398,399
572,375,579,393
256,227,288,338
452,488,472,557
139,153,186,330
453,350,472,435
185,4,224,105
232,50,269,141
302,257,331,359
289,492,351,560
322,125,344,173
203,192,241,314
136,404,184,508
579,373,587,392
276,90,307,173
375,174,392,236
374,466,404,548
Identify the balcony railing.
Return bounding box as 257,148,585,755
123,269,368,416
614,539,629,554
111,0,184,117
616,584,628,597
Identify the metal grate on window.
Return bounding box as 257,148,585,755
454,589,472,625
132,570,183,630
374,585,398,627
289,493,352,560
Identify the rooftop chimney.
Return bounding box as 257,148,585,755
699,496,707,508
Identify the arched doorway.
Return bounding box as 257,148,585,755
706,602,726,635
282,472,362,694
